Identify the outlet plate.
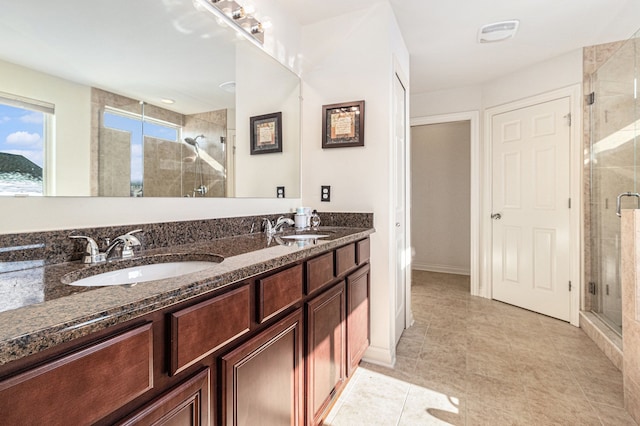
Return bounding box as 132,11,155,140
276,186,285,198
321,185,331,202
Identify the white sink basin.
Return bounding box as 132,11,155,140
280,234,329,240
68,261,220,287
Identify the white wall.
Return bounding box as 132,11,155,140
235,42,301,198
299,2,409,366
411,121,470,275
411,49,583,118
0,59,92,196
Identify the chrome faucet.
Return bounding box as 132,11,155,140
69,229,142,264
262,216,294,236
105,229,142,259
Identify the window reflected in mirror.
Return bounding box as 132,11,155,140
0,94,51,196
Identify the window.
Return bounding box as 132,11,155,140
0,93,52,196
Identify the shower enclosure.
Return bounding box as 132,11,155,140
588,30,639,335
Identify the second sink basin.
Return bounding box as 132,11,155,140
280,234,329,240
67,261,221,287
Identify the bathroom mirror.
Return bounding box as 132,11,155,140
0,0,301,198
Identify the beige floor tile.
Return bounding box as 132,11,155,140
574,372,625,408
593,401,639,426
327,271,631,426
396,336,425,359
411,363,468,397
525,387,603,426
397,384,466,426
401,324,428,341
418,342,467,372
466,401,531,426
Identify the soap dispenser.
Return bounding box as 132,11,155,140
310,210,321,230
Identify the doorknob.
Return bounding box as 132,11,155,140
491,213,502,220
395,222,401,227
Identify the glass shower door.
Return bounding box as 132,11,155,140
589,34,638,334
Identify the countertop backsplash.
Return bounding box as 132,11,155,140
0,212,374,266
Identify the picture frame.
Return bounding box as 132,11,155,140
322,100,365,148
250,111,283,155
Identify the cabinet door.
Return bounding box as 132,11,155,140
306,282,346,425
346,264,370,376
117,368,210,426
221,309,303,426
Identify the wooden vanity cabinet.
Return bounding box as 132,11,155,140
346,264,370,376
306,281,346,425
0,323,154,426
220,309,304,426
0,236,371,426
116,367,211,426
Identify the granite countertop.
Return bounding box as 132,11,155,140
0,226,373,366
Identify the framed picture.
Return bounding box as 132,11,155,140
322,100,365,148
250,112,282,155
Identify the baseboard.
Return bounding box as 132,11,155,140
362,345,395,368
412,262,470,276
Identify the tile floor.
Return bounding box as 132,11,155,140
324,270,637,425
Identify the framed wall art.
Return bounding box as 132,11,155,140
322,100,365,148
250,111,282,155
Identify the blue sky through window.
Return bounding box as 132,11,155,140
0,103,44,167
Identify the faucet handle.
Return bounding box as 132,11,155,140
262,218,274,234
69,235,105,264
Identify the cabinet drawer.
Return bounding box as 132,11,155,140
335,243,357,277
306,252,335,295
0,323,154,426
170,285,251,375
356,238,370,265
258,264,303,323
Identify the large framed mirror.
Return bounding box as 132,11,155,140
0,0,301,198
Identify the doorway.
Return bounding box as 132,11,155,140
410,112,481,296
411,121,471,276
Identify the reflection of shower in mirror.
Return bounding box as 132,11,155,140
183,135,207,197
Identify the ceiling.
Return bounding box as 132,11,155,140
275,0,640,94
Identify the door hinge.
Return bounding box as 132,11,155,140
569,281,572,292
564,112,572,126
568,198,571,209
589,282,597,295
606,284,610,296
587,92,596,105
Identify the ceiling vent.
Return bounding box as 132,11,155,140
478,20,519,43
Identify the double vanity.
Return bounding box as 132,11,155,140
0,213,373,425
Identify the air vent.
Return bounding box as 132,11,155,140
478,20,519,43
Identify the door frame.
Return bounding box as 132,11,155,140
410,111,481,297
483,85,582,326
393,58,412,345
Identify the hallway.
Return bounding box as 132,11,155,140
325,271,635,425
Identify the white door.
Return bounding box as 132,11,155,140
393,73,407,344
491,97,571,321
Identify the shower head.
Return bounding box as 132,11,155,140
184,134,205,146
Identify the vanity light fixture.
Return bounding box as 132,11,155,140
193,0,265,45
477,20,519,43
